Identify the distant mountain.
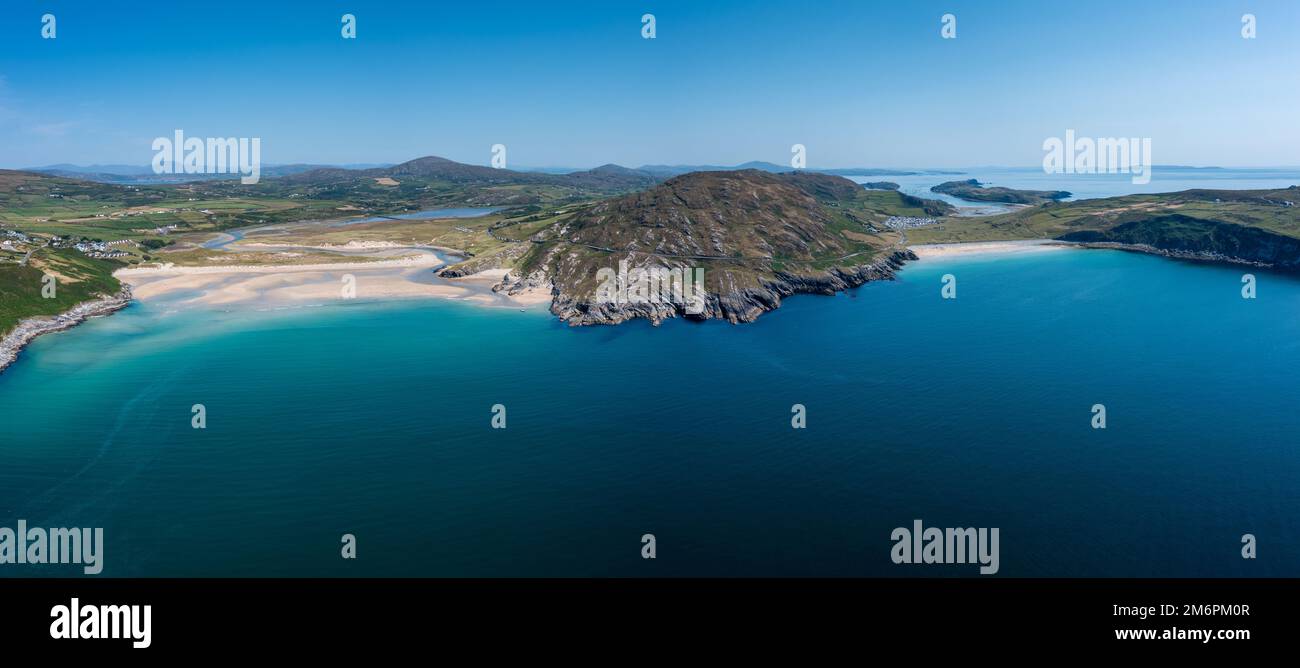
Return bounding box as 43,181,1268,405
636,162,928,178
26,163,392,184
385,156,532,183
636,161,790,178
513,166,590,174
274,156,519,185
279,156,661,192
263,163,391,176
26,157,945,188
28,166,201,184
557,164,660,190
819,168,930,176
30,164,156,176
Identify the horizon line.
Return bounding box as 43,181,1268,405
12,160,1300,173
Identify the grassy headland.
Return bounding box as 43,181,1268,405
906,186,1300,270
0,247,122,335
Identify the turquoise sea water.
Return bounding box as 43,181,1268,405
2,248,1298,576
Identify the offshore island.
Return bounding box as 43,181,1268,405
3,157,1300,372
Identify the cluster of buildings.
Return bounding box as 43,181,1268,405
74,239,136,258
883,216,939,230
1,230,35,261
102,208,177,219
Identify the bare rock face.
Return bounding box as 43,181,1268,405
537,249,916,326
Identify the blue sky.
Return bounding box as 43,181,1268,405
2,0,1297,168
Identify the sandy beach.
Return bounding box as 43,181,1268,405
909,239,1070,258
115,258,551,309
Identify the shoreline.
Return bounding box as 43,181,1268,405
547,249,916,326
1058,240,1277,270
113,257,551,309
3,237,1279,375
115,254,442,277
949,202,1031,218
0,287,134,374
908,239,1068,258
228,240,474,257
908,237,1289,273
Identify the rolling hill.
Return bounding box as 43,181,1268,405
504,169,941,324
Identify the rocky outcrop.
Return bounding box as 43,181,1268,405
437,243,528,278
932,179,1071,205
0,287,133,373
498,268,551,295
537,249,916,326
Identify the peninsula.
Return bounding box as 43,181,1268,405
931,179,1072,205
3,156,1300,368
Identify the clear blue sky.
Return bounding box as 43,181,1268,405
2,0,1296,169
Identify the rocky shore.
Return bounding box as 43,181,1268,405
0,287,133,374
1056,216,1300,272
1060,241,1276,269
532,249,917,326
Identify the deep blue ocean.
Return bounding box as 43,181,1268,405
2,246,1297,576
